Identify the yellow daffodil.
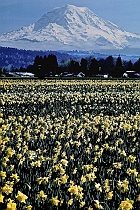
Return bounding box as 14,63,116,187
73,168,77,174
117,179,129,193
26,205,32,210
79,201,85,208
0,193,4,203
68,198,73,206
113,162,122,169
0,171,6,180
104,179,110,192
60,174,69,184
81,175,87,183
126,168,138,177
36,190,47,201
10,173,20,182
137,194,140,201
60,199,64,206
6,147,15,157
118,198,134,210
94,200,104,209
68,185,79,195
88,206,94,210
127,155,136,163
6,199,16,210
60,159,68,166
49,196,60,206
9,165,15,171
106,191,113,200
2,184,13,195
16,191,28,203
95,182,102,192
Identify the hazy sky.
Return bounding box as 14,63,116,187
0,0,140,35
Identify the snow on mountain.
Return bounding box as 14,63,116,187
0,4,140,53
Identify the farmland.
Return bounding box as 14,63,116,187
0,79,140,210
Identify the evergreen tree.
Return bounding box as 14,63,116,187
116,55,122,68
68,60,75,73
113,55,123,77
68,60,80,74
0,67,2,76
134,58,140,73
80,58,87,75
33,55,44,78
47,54,58,75
88,58,99,76
105,56,114,72
98,59,106,74
32,54,58,77
127,60,133,71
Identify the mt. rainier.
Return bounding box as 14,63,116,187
0,4,140,53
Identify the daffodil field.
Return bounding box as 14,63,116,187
0,79,140,210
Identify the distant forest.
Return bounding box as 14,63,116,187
0,47,140,78
0,47,71,69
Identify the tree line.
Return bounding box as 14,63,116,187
1,53,140,78
26,54,140,78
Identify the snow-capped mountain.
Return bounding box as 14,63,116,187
0,4,140,53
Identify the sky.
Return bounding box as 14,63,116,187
0,0,140,35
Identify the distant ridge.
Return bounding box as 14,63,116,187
1,46,140,69
0,4,140,54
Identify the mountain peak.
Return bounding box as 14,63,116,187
33,4,93,31
64,4,78,9
0,4,140,53
63,4,89,11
